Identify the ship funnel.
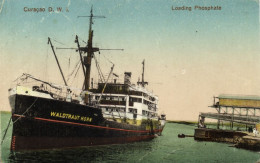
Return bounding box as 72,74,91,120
124,72,132,85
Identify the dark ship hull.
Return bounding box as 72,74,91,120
10,94,163,151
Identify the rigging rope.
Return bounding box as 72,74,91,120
45,42,50,82
0,97,38,145
102,53,114,65
53,38,67,46
94,55,105,83
97,65,114,104
69,60,81,86
0,117,11,145
12,98,38,124
67,60,81,82
73,61,81,79
68,58,70,75
77,36,88,45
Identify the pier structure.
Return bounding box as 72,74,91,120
194,94,260,150
198,94,260,130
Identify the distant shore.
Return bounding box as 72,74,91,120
0,111,11,114
167,120,197,125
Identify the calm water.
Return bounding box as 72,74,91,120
1,112,260,163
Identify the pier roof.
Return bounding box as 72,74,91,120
219,94,260,101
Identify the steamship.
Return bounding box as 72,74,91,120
8,7,166,151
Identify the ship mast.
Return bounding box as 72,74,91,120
138,59,148,87
84,7,94,91
77,7,102,91
76,6,106,104
77,7,123,103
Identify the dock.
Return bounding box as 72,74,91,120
194,128,247,143
195,95,260,150
236,135,260,150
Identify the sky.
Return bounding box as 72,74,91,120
0,0,259,121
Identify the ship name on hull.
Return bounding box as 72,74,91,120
50,112,92,122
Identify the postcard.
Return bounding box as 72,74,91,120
0,0,259,162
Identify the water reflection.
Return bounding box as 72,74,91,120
8,140,157,162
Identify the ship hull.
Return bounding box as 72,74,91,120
11,135,155,151
10,94,163,151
